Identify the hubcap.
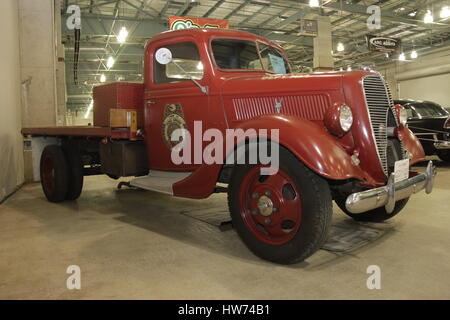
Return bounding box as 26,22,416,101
257,195,274,217
238,167,302,245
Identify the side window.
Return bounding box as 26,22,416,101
258,43,291,74
154,42,204,83
211,39,263,70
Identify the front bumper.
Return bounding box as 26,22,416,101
346,161,436,214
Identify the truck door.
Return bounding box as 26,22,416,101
145,40,210,171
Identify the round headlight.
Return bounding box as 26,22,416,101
324,103,353,137
339,105,353,132
394,104,408,126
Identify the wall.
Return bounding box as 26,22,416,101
0,0,24,201
379,49,450,106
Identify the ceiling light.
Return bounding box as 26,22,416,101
347,66,352,71
197,62,204,70
399,52,406,61
424,10,434,23
441,6,450,19
107,56,115,69
117,27,129,44
309,0,319,8
410,50,418,59
100,74,106,82
409,11,417,17
337,42,345,52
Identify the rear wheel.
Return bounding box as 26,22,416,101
437,149,450,163
40,145,69,203
228,147,333,264
63,144,84,200
335,196,409,222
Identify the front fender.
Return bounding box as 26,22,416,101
230,115,370,182
396,126,426,165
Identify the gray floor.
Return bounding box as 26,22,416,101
0,160,449,299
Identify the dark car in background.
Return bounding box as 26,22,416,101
395,99,450,162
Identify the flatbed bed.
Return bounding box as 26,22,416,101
22,126,132,139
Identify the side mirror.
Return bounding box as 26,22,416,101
155,48,173,65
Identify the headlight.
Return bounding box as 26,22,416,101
444,117,450,129
339,105,353,132
394,104,408,126
325,103,353,137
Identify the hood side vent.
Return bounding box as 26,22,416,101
232,94,330,121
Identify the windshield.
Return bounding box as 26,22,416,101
211,38,290,74
410,102,449,118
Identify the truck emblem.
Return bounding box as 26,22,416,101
162,103,187,149
275,98,283,113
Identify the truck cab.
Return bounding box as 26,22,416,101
22,28,436,264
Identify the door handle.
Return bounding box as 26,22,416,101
147,101,156,105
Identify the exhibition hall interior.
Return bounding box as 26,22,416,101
1,0,450,300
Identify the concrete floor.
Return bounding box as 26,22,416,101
0,160,449,300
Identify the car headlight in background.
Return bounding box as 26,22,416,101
325,103,353,137
444,117,450,129
393,104,408,126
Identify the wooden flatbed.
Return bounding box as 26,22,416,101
22,126,132,139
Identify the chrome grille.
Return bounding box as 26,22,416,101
362,75,393,176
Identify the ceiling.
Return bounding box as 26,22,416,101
62,0,450,112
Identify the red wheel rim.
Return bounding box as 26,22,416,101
238,167,302,245
42,156,55,194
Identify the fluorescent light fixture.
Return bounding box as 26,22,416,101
107,56,115,69
424,10,434,23
410,50,418,59
399,52,406,61
84,100,93,119
337,42,345,52
100,74,106,82
441,6,450,19
117,27,129,44
309,0,319,8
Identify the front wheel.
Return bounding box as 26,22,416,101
227,147,333,265
335,196,409,222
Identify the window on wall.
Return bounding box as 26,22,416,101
154,42,204,83
211,39,264,70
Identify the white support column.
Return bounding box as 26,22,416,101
19,0,58,127
313,16,334,72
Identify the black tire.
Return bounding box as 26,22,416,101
40,145,69,203
228,146,333,265
335,196,409,222
63,144,84,200
437,149,450,163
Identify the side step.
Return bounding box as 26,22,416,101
129,170,192,195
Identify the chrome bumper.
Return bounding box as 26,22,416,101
434,141,450,150
346,161,436,214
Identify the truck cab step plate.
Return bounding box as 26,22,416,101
129,170,192,195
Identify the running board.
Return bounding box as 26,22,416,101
129,171,192,195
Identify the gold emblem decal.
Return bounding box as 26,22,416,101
162,103,187,149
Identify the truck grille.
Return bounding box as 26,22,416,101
362,75,396,176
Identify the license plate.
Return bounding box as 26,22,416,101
394,159,409,183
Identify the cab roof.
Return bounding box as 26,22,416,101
147,28,283,50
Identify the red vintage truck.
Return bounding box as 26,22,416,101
22,28,436,264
